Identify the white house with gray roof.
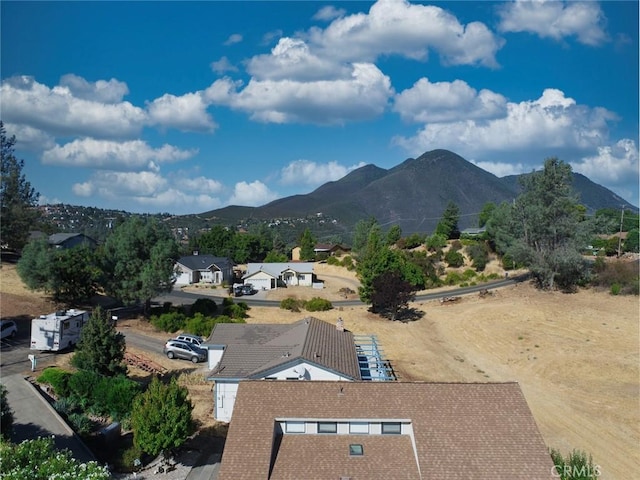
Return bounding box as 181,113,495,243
205,317,362,422
242,262,315,291
174,254,234,286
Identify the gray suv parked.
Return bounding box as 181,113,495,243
163,339,207,363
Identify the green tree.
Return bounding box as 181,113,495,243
0,437,110,480
385,225,402,246
299,228,316,261
192,225,234,257
357,225,424,306
352,217,379,257
370,271,417,320
550,448,600,479
131,377,194,457
16,238,52,292
100,217,179,310
1,384,13,439
17,240,100,305
478,202,496,228
71,307,127,377
624,228,639,253
435,201,460,239
264,250,288,262
513,159,589,289
0,122,41,251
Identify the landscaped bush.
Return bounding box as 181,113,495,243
326,256,340,266
37,367,72,397
304,297,333,312
150,311,187,332
280,297,303,312
67,413,93,436
68,370,101,407
65,371,140,420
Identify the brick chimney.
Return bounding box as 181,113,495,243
336,317,344,332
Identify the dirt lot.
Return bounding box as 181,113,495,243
2,261,638,479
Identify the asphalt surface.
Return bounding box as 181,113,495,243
2,373,97,464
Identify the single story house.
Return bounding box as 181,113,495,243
242,262,315,291
291,243,351,261
48,233,98,250
218,381,556,480
173,254,234,285
205,317,362,422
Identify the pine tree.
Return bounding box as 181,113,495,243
0,122,41,250
71,308,127,377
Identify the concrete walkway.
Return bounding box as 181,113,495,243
2,374,96,464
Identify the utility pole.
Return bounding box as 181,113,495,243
617,205,625,258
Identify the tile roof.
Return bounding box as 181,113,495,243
218,381,555,480
207,317,361,380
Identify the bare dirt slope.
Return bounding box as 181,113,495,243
2,262,638,479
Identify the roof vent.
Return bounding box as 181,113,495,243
336,317,344,332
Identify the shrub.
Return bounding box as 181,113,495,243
118,444,144,472
501,253,516,270
190,298,217,316
462,269,477,280
450,240,462,252
444,249,465,268
37,367,72,397
326,256,340,266
443,271,463,286
224,302,249,320
53,397,79,417
304,297,333,312
67,370,101,405
150,311,186,332
280,297,303,312
591,259,639,295
67,413,93,436
610,283,621,295
466,243,489,271
425,233,447,251
184,312,216,338
341,255,356,270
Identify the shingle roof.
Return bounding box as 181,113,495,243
207,317,361,380
218,381,555,480
244,262,315,279
176,255,232,272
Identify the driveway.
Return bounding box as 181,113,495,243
2,374,96,464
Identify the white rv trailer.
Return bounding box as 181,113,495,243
30,309,90,351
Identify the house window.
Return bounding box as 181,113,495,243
349,422,369,434
317,422,337,434
381,422,401,434
349,444,364,456
286,421,305,433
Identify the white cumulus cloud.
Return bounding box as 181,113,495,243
307,0,503,67
211,56,238,74
228,180,278,206
393,78,507,123
280,159,367,186
498,0,608,46
313,5,346,21
206,63,392,125
42,139,197,170
571,139,639,186
147,91,218,132
1,75,147,139
393,88,617,158
59,73,129,103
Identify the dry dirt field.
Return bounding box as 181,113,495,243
2,261,638,479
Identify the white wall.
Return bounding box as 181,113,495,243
215,381,239,423
208,347,224,370
245,271,274,290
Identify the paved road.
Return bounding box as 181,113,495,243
157,273,529,308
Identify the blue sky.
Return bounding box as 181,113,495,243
2,0,638,214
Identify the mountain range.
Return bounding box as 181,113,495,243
200,149,638,235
